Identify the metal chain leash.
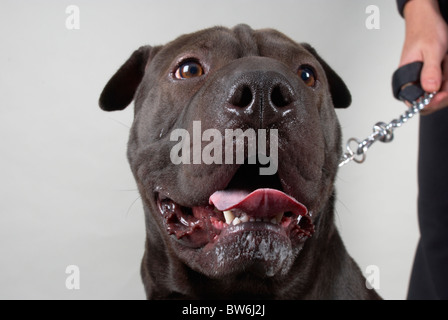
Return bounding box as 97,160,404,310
339,92,436,167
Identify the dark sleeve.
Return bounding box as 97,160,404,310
397,0,448,22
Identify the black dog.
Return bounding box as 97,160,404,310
99,24,380,300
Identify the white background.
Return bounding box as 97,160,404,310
0,0,420,299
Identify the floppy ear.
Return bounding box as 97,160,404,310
301,43,351,109
99,45,160,111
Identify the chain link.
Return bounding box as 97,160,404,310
339,92,436,167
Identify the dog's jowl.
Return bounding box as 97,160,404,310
99,24,381,300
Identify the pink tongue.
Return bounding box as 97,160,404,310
209,188,307,218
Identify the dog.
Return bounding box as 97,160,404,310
99,24,381,300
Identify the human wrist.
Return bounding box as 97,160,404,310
403,0,440,19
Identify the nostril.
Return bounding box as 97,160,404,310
229,85,253,108
271,85,292,108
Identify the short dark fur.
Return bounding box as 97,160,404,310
99,25,380,300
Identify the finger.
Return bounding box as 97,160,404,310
421,84,448,115
421,50,444,92
421,55,448,115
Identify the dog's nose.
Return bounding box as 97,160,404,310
227,70,296,127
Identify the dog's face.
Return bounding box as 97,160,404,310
100,25,350,282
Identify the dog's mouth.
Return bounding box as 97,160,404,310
156,165,315,252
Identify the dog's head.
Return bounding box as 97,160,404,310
99,25,350,285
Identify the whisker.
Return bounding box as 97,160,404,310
108,116,131,129
126,196,142,217
115,188,139,192
334,199,351,230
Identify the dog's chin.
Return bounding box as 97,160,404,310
176,222,308,279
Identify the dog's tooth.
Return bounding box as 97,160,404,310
240,213,249,223
271,218,278,224
224,210,235,225
256,218,262,222
275,213,284,224
232,217,241,226
297,215,302,225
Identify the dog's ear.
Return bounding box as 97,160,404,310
99,45,161,111
301,43,351,109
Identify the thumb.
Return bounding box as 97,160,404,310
421,51,443,92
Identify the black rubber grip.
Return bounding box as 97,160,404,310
392,61,424,101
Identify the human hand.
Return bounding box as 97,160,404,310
400,0,448,114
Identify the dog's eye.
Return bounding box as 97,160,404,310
174,61,204,79
298,66,316,87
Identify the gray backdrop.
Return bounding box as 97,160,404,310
0,0,420,299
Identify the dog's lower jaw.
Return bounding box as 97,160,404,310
140,194,380,300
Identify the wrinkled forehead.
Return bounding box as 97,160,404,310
154,25,316,70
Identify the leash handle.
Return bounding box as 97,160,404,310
339,61,436,167
392,61,424,102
